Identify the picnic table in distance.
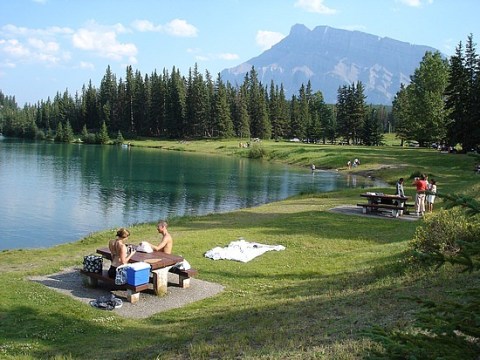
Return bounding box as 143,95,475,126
357,192,411,217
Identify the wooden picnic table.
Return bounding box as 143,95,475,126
357,192,410,217
96,247,184,296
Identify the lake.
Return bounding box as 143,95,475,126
0,137,384,250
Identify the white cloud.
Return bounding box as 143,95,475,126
397,0,421,6
79,61,94,70
396,0,433,7
294,0,337,14
0,58,17,68
132,18,198,38
0,37,67,65
72,26,137,61
1,24,73,38
164,19,198,37
218,53,239,60
131,20,160,32
128,55,138,64
0,24,74,65
195,55,209,61
1,39,30,58
256,30,285,50
186,47,201,54
190,50,239,63
28,38,59,53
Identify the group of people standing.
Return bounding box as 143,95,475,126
395,175,437,217
413,174,437,215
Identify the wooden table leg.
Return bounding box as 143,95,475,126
151,266,173,296
127,290,140,304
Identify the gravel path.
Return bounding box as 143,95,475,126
29,267,224,319
329,204,420,221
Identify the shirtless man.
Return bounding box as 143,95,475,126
142,220,173,254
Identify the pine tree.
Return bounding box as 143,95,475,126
246,67,271,139
297,84,309,141
81,124,89,141
464,34,480,151
81,80,99,131
185,64,209,138
165,67,186,138
55,122,63,142
115,130,124,144
99,65,117,130
362,107,384,146
289,95,301,140
392,84,412,146
149,70,166,137
233,85,250,139
96,121,110,144
212,73,234,138
63,120,74,142
407,51,450,146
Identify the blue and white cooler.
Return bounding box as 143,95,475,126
126,262,151,286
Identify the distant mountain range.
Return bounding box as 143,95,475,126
220,24,440,105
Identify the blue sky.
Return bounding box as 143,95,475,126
1,0,478,105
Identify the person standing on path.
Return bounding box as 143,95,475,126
394,177,405,217
413,174,428,216
426,179,437,212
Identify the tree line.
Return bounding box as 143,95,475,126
393,34,480,152
1,34,478,151
0,63,389,146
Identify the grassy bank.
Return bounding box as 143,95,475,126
1,139,479,359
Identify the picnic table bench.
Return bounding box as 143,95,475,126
81,248,198,303
80,268,150,304
357,193,412,217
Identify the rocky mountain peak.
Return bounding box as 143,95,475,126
220,24,440,105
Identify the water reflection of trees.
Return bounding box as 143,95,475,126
33,142,384,222
2,141,389,249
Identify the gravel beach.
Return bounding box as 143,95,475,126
29,267,224,319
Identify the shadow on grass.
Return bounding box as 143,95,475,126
178,209,418,245
2,258,478,359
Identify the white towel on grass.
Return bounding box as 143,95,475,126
204,239,285,263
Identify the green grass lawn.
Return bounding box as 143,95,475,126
1,140,479,359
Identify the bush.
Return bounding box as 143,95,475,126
114,130,124,145
35,129,46,140
82,133,97,144
248,143,267,159
409,208,480,262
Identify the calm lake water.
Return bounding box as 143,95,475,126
0,137,384,250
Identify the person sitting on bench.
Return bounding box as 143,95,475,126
107,228,136,278
139,220,173,254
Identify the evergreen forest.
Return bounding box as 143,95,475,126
0,34,479,152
